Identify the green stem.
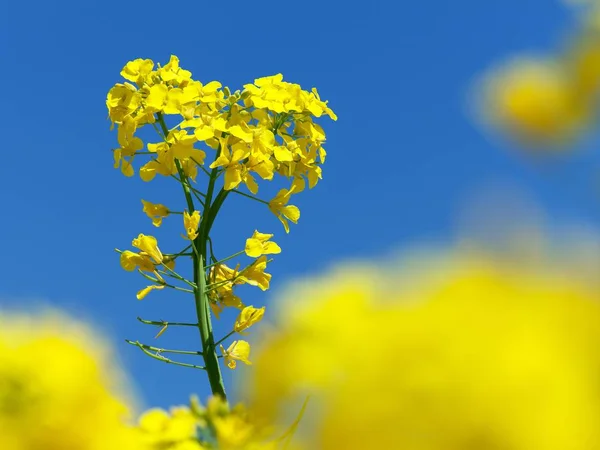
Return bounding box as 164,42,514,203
231,189,270,205
126,340,204,356
137,317,199,327
156,113,227,399
214,330,236,347
205,250,245,269
128,340,206,370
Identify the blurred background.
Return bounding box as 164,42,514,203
2,0,600,420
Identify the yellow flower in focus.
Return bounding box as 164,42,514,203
247,246,600,449
245,231,281,258
268,188,300,233
0,311,144,450
121,58,154,85
183,210,201,241
120,250,156,272
239,256,271,291
106,82,141,125
234,306,266,334
142,200,170,227
136,284,165,300
220,340,252,369
478,57,590,145
132,233,163,264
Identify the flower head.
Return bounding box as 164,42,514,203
142,200,169,227
132,234,163,264
234,306,266,334
268,188,300,233
183,210,201,241
220,340,252,369
245,231,281,258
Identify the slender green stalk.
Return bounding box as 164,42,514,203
157,112,227,399
231,189,270,205
128,340,206,370
205,250,245,269
137,317,199,327
215,330,236,347
126,340,204,356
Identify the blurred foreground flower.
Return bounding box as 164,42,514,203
0,309,288,449
473,2,600,148
476,57,591,146
246,239,600,449
0,310,143,450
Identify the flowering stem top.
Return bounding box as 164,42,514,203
106,55,336,399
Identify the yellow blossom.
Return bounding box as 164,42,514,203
183,210,201,240
234,306,266,334
137,406,200,448
141,200,169,227
0,311,145,450
106,82,141,125
209,140,251,191
247,241,600,449
239,256,271,291
120,250,156,272
121,58,154,85
268,188,300,233
220,340,252,369
132,234,163,264
245,230,281,258
136,284,165,300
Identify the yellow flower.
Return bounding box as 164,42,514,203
141,200,169,227
268,188,300,233
477,56,590,146
138,406,200,448
158,55,192,85
121,58,154,85
132,234,163,264
246,244,600,449
209,140,250,191
136,284,165,300
120,250,156,272
183,210,201,240
106,82,141,125
245,231,281,258
239,256,271,291
234,306,266,334
220,340,252,369
0,311,145,450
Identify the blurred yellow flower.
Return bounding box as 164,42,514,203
0,311,144,450
138,406,203,449
246,245,600,449
477,57,590,146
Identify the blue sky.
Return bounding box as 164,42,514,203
1,0,600,409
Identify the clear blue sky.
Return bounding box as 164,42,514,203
1,0,599,410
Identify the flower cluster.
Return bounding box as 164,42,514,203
107,56,335,403
107,55,336,232
474,2,600,147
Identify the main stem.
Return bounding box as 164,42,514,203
157,114,226,399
